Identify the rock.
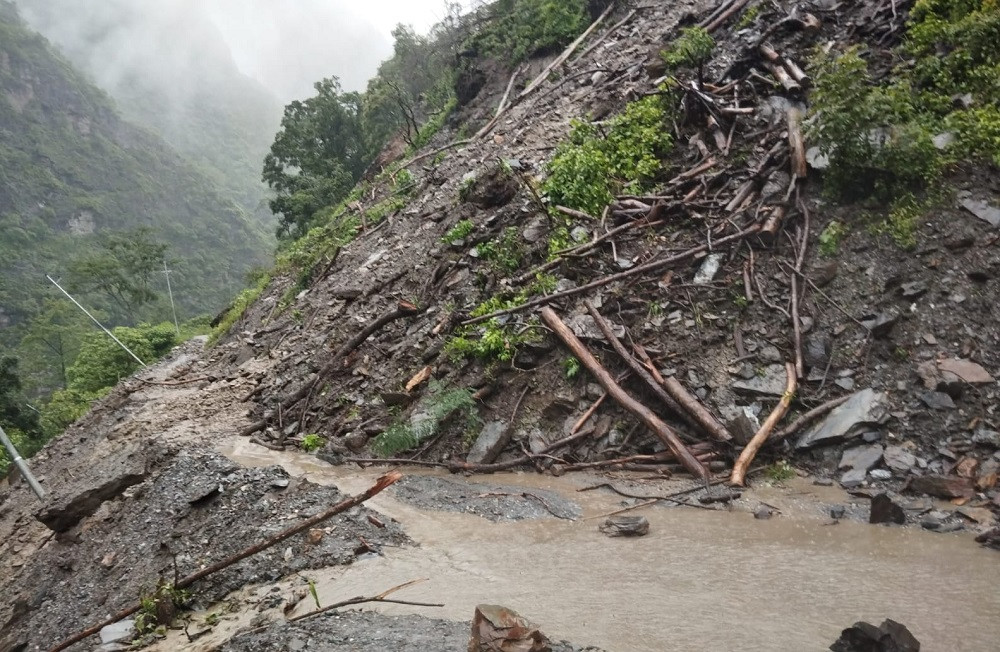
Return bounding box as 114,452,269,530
907,475,974,499
813,478,834,486
754,506,774,520
918,391,955,411
35,445,154,533
861,311,899,339
869,469,892,481
693,253,725,284
732,364,789,397
830,505,846,520
830,619,921,652
99,619,135,644
972,429,1000,448
937,358,994,384
839,445,884,472
797,389,890,449
883,445,916,474
806,146,829,170
840,468,867,488
898,281,928,299
599,515,650,537
467,421,511,465
869,493,906,525
469,605,551,652
803,334,831,370
956,506,995,525
566,314,624,341
959,196,1000,227
461,163,519,208
975,527,1000,549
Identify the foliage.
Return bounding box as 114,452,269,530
301,433,325,452
67,228,168,321
736,3,763,29
442,219,475,244
208,272,272,345
807,2,1000,203
661,27,715,80
764,460,796,483
818,221,845,256
563,356,581,380
875,195,927,250
544,95,674,215
371,382,478,457
0,356,43,475
134,582,190,638
67,322,177,394
462,0,590,64
475,227,524,274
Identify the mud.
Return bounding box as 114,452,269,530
391,474,581,521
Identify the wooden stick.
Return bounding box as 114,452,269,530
448,425,596,473
704,0,752,32
772,395,850,443
571,393,607,435
730,363,796,486
585,301,703,436
759,204,788,242
632,344,733,442
540,307,708,480
787,107,807,179
519,3,615,99
47,472,403,652
288,578,441,624
464,225,761,326
573,9,638,63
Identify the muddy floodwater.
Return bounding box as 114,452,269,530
211,441,1000,652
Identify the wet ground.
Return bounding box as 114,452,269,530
144,441,1000,652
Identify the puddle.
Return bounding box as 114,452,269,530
194,440,1000,651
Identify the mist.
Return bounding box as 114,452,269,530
16,0,452,103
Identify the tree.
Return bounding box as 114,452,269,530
0,357,41,437
67,228,168,321
18,298,89,391
263,78,367,238
67,322,177,394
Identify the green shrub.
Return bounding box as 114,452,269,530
661,27,715,76
544,94,674,216
371,383,478,457
818,221,845,256
301,433,325,452
475,227,524,274
463,0,590,64
68,323,177,394
442,219,475,244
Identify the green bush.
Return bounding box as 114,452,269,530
544,94,674,216
442,219,475,244
475,227,524,274
464,0,590,64
371,383,478,457
67,323,177,394
661,27,715,74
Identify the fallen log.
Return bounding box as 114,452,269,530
540,306,708,480
787,106,808,179
464,224,761,326
702,0,753,32
731,362,796,486
632,344,733,442
47,471,403,652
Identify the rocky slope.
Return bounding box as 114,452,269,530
1,0,998,649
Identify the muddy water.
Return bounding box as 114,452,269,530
218,441,1000,651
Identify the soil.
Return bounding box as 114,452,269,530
1,0,999,650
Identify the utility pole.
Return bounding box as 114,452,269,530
163,260,180,336
46,275,146,367
0,425,46,500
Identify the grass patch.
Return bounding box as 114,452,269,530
371,382,478,457
442,219,475,244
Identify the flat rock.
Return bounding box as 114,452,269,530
732,364,789,397
861,311,899,339
869,469,892,481
960,196,1000,227
797,389,890,449
839,444,884,472
883,445,917,473
937,358,994,384
470,605,551,652
566,314,624,341
919,391,955,411
956,506,995,525
467,421,510,465
907,474,974,499
869,493,906,525
840,468,868,488
830,619,921,652
599,515,650,537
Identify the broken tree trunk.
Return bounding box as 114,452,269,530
47,471,403,652
731,362,797,486
787,107,808,179
540,307,708,480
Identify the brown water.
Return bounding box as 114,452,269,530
194,441,1000,651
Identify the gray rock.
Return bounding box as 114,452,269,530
834,377,856,391
869,469,892,481
960,196,1000,227
566,314,624,341
869,493,906,525
732,364,789,397
797,389,890,449
803,334,831,370
813,478,834,486
599,515,649,537
830,505,846,520
839,444,884,472
899,281,928,299
883,445,917,473
972,429,1000,448
754,506,775,520
840,468,867,488
99,619,135,644
861,311,899,339
830,619,920,652
919,391,956,411
467,421,510,465
693,253,725,284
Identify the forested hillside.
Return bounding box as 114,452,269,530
0,1,273,439
17,0,283,216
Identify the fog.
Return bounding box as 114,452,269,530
17,0,454,102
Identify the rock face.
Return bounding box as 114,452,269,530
797,389,890,449
830,619,921,652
